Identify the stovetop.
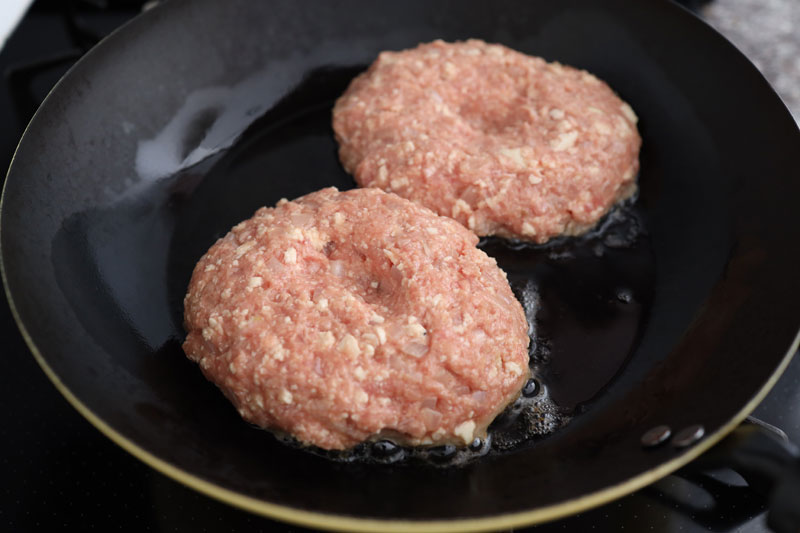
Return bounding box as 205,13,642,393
1,2,799,531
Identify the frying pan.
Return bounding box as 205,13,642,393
2,0,800,531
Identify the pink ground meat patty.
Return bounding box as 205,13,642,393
333,39,641,243
183,187,529,450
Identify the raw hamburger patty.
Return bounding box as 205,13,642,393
333,39,641,243
183,187,530,450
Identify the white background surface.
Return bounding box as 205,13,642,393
0,0,34,50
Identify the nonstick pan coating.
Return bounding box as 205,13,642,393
2,0,800,531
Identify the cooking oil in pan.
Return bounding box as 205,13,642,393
155,65,654,467
301,202,653,467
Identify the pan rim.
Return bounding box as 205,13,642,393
2,255,798,531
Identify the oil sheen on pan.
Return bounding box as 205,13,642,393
45,49,652,467
166,45,652,465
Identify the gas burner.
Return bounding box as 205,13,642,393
4,0,147,129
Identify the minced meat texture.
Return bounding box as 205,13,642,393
183,187,530,450
333,39,641,243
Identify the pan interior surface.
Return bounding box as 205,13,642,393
2,0,800,529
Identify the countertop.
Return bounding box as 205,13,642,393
703,0,800,122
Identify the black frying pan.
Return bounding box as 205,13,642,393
2,0,800,531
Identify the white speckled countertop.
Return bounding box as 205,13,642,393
703,0,800,123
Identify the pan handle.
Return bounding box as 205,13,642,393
696,417,800,533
